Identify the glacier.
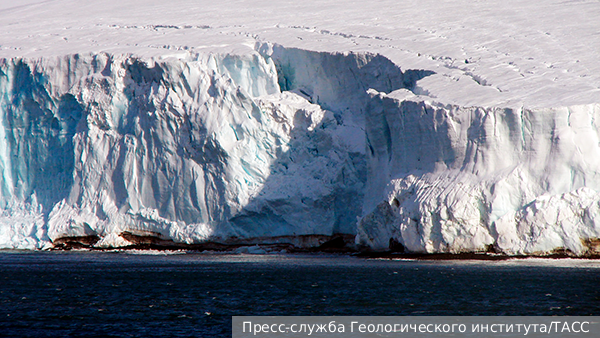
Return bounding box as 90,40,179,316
0,46,403,250
0,42,599,256
357,91,600,255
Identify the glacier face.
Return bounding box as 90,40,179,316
0,47,402,249
357,91,600,255
0,45,598,255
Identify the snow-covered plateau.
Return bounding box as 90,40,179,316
0,0,599,255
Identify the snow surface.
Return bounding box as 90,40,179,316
0,0,599,254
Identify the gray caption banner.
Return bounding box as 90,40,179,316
233,316,599,338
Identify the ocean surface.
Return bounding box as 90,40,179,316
0,251,599,337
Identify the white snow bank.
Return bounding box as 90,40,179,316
1,0,598,108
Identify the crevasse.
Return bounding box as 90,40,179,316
0,45,598,255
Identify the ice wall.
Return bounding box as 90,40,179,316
356,90,600,255
0,45,598,255
0,51,289,249
0,48,395,249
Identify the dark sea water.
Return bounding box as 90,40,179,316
0,251,599,337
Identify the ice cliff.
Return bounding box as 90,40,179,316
357,91,600,255
0,44,598,255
